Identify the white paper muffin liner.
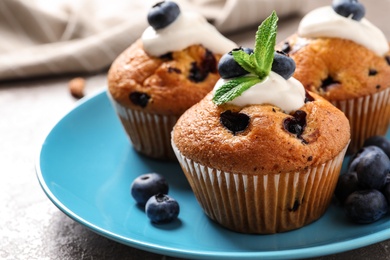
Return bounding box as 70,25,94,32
332,87,390,153
172,141,348,234
108,94,179,160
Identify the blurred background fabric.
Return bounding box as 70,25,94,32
0,0,306,82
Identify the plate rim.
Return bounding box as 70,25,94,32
35,89,390,260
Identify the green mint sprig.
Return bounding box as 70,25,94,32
212,11,278,105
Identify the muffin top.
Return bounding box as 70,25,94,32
108,40,224,115
281,1,390,101
281,35,390,101
172,11,350,175
108,1,236,115
172,91,350,174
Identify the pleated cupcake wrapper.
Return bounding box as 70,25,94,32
172,141,348,234
332,87,390,154
108,94,178,160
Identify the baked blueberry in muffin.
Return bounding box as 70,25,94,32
280,0,390,153
108,1,236,160
172,12,350,233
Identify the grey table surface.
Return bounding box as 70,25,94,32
2,1,390,259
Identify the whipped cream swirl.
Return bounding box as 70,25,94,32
298,6,389,56
213,72,306,113
142,11,237,57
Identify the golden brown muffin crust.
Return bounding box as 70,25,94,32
108,39,222,115
279,35,390,101
172,92,350,174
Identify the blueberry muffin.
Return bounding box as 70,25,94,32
172,12,350,233
107,1,236,160
280,0,390,153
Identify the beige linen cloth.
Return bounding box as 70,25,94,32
0,0,304,81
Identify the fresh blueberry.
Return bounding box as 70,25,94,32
383,183,390,205
363,136,390,159
355,146,390,190
332,0,365,21
344,189,388,224
130,173,169,206
145,193,180,223
348,146,380,174
271,51,296,79
334,171,360,204
218,47,253,79
147,1,181,30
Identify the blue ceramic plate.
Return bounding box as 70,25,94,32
36,90,390,260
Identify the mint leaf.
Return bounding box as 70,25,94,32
212,11,279,105
212,76,261,105
231,50,256,75
253,10,278,77
230,11,278,79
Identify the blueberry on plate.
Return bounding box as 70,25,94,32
332,0,365,21
348,146,379,174
218,47,253,79
363,135,390,159
383,183,390,205
147,1,181,30
355,146,390,190
271,51,296,80
130,173,169,206
334,171,360,204
145,193,180,223
344,189,388,224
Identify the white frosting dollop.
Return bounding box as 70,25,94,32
142,12,237,57
213,72,306,113
298,6,389,56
